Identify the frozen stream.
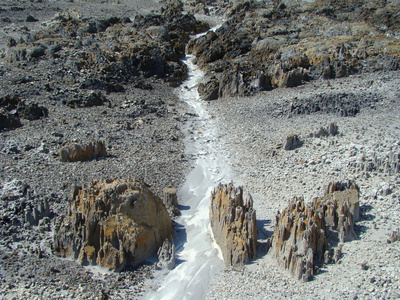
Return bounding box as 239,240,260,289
143,38,238,299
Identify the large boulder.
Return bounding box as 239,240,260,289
269,181,359,281
53,179,174,271
210,183,257,266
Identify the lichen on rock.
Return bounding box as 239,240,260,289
53,178,174,271
269,181,360,281
210,182,257,266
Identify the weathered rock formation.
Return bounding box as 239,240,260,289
62,91,108,108
163,187,180,217
210,183,257,266
350,150,400,176
289,92,377,117
313,123,339,138
0,95,48,130
53,178,174,271
59,140,107,162
284,134,302,150
187,0,400,99
269,181,359,281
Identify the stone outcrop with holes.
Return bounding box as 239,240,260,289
269,181,360,281
210,183,257,266
53,178,174,271
59,140,107,162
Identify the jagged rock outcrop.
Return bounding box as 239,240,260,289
59,140,107,162
187,0,400,99
53,179,174,271
349,150,400,176
0,95,48,130
289,92,376,117
210,183,257,266
62,91,108,108
269,181,359,281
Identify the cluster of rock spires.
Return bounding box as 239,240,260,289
208,180,360,282
53,178,174,271
269,181,360,281
210,183,257,266
350,149,400,176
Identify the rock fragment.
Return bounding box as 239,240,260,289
157,238,175,270
59,140,107,162
163,187,180,217
210,182,257,266
284,134,302,150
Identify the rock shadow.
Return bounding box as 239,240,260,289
172,221,187,266
354,204,375,235
178,204,190,211
255,219,273,260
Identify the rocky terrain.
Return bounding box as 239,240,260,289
0,0,198,298
0,0,400,299
204,70,400,299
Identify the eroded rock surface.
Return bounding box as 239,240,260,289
188,0,400,99
210,182,257,266
163,187,180,217
269,181,360,281
53,178,174,271
59,140,107,162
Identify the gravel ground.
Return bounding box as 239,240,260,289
0,1,193,298
205,71,400,299
1,0,400,299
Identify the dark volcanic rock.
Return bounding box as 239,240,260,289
18,102,48,120
210,183,257,266
269,181,360,281
0,95,48,129
187,0,400,99
0,109,21,130
62,91,107,108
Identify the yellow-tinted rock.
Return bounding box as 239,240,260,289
210,182,257,266
59,140,107,162
269,181,359,281
53,178,174,271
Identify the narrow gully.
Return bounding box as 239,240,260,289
143,27,239,300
